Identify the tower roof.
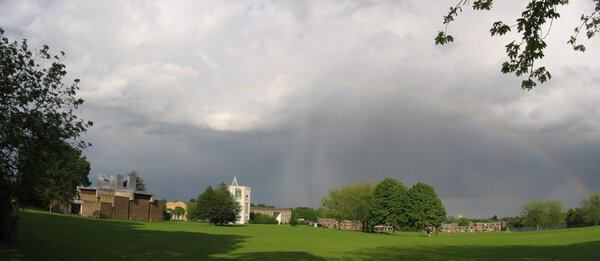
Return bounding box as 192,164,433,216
231,176,238,186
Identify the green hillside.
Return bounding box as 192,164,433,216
1,209,599,260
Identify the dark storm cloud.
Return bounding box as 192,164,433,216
2,0,599,217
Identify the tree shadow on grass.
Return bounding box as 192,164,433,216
227,251,326,261
1,211,248,260
334,240,600,261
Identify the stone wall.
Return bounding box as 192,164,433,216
113,196,130,219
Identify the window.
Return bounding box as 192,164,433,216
235,188,242,199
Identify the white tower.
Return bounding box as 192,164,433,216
228,176,251,224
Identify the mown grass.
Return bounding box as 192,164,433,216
1,209,599,260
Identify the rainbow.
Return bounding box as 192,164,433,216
91,86,591,197
411,90,590,197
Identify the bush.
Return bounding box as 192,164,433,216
250,212,278,224
458,217,470,226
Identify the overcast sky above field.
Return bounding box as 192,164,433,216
2,0,600,217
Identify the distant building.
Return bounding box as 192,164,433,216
318,218,362,231
228,176,251,224
440,221,506,233
70,174,163,221
166,201,188,221
250,207,292,224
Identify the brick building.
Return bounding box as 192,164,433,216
70,174,163,221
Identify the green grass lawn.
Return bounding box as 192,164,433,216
1,209,599,260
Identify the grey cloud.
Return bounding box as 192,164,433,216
3,0,599,217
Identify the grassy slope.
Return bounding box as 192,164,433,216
1,209,599,260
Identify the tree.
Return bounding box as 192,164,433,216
565,207,588,227
436,0,600,90
1,28,92,243
445,216,458,223
186,201,197,221
252,203,276,208
521,199,566,229
292,207,320,223
581,193,600,226
322,180,375,232
522,200,550,230
369,178,409,231
16,142,91,211
457,217,471,226
501,216,527,228
406,183,447,230
547,200,565,228
160,198,171,221
321,188,347,225
168,206,185,220
127,170,146,191
249,212,278,224
190,182,241,225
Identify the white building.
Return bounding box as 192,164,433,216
228,176,251,224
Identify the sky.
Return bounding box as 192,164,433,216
2,0,599,218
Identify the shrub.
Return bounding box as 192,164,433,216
250,212,278,224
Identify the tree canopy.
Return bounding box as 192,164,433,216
1,28,92,243
521,199,565,230
436,0,600,90
321,180,375,231
581,193,600,226
406,183,447,230
17,142,91,211
190,182,241,225
291,207,321,223
249,212,278,224
369,177,409,231
322,178,447,232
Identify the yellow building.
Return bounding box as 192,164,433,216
165,201,188,221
